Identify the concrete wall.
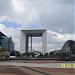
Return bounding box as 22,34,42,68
20,30,47,53
20,31,26,53
42,31,47,53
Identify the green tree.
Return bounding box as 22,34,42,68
37,53,43,58
43,53,48,58
55,53,62,58
15,51,21,58
30,53,36,58
49,51,55,57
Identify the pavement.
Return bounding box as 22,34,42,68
0,62,75,68
0,61,75,75
0,65,75,75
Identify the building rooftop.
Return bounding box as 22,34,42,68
0,31,7,37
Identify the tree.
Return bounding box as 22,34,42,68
22,53,26,57
55,53,62,58
10,50,15,56
43,53,48,58
37,53,43,58
15,51,21,58
49,51,55,57
30,53,36,58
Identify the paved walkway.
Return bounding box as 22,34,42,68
0,62,75,68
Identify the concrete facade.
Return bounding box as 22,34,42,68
20,29,47,53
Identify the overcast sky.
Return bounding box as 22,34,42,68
0,0,74,52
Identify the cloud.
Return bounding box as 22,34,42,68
0,0,74,52
47,30,74,52
47,30,74,42
12,0,24,13
37,0,74,33
1,18,21,28
0,0,74,32
0,23,20,51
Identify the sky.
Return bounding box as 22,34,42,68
0,0,74,52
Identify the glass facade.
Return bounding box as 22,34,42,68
61,40,75,54
0,36,8,49
0,32,14,51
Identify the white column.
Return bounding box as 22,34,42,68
20,31,26,53
42,31,47,53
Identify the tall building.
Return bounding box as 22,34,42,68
20,29,47,53
61,40,75,54
0,31,14,51
8,37,14,51
0,31,8,49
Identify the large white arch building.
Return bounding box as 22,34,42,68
20,29,47,53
